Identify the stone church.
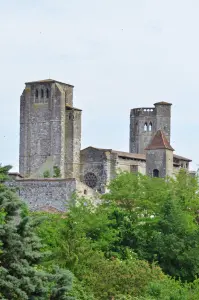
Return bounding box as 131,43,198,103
8,79,193,212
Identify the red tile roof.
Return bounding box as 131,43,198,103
145,130,174,151
81,146,192,162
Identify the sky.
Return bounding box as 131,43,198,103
0,0,199,171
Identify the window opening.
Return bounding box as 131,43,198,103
149,122,152,131
153,169,159,177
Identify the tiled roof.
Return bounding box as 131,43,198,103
111,150,145,160
81,146,191,162
145,130,174,151
81,146,145,160
173,154,192,162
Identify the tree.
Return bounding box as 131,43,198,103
0,164,74,299
33,174,199,299
34,197,118,270
53,166,61,178
103,170,199,281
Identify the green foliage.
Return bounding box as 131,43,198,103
34,197,118,270
4,162,199,299
102,170,199,282
53,166,61,178
34,187,199,299
68,277,95,300
35,208,168,299
0,164,12,182
0,164,73,299
48,266,74,300
43,170,51,178
75,254,166,299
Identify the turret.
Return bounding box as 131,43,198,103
129,101,172,154
145,130,174,178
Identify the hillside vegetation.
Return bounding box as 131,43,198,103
1,165,199,299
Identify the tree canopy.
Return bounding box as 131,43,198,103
2,163,199,299
0,164,74,300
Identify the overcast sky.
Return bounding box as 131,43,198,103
0,0,199,171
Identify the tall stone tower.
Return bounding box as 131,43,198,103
145,130,174,178
129,101,172,154
19,79,82,179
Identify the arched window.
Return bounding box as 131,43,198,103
41,89,44,98
144,122,148,132
153,169,159,177
46,89,49,98
35,89,38,98
149,122,152,132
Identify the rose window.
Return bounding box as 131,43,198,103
84,172,97,188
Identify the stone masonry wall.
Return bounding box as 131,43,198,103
129,108,156,154
129,103,171,155
19,81,76,178
116,157,146,175
155,103,171,143
146,149,165,177
146,149,174,178
165,149,173,177
8,179,76,211
80,148,108,192
7,178,99,212
20,83,52,177
65,109,82,179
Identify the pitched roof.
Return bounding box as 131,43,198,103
81,146,145,160
145,130,174,151
66,104,82,111
25,79,74,87
154,101,172,106
8,172,23,178
111,150,145,160
81,145,192,162
173,154,192,162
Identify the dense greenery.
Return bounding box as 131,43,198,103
0,165,73,300
2,163,199,299
102,171,199,281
